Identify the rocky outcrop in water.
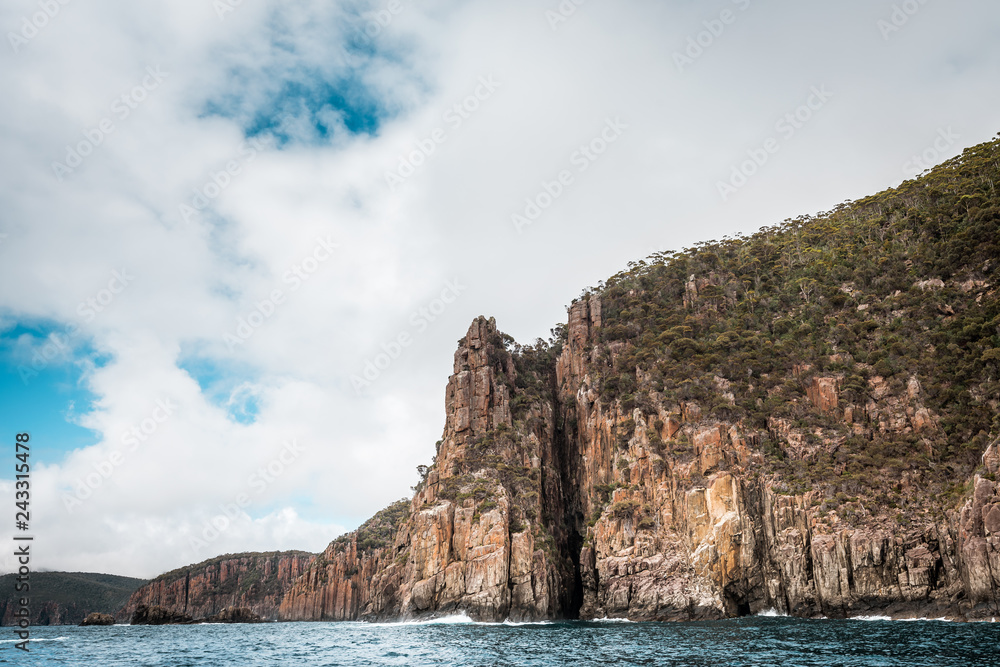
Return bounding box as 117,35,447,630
201,607,263,623
129,604,262,625
130,604,195,625
79,612,115,626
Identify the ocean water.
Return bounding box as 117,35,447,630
4,615,999,666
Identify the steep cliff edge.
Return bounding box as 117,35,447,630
278,134,1000,622
119,551,314,622
282,317,579,621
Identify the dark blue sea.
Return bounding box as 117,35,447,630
4,615,999,666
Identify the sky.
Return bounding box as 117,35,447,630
0,0,998,579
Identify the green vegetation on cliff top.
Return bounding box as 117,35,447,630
580,133,1000,511
332,498,411,554
154,550,315,583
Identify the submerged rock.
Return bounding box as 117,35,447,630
201,607,263,624
130,604,194,625
79,612,115,626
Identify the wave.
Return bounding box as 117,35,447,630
403,614,477,626
756,609,788,618
850,615,956,623
501,619,555,626
0,637,69,643
365,614,478,627
367,614,628,627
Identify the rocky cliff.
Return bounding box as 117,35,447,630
132,134,1000,623
282,317,577,621
555,298,999,621
119,551,314,622
278,307,999,622
275,135,1000,622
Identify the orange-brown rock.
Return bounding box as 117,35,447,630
280,317,574,622
274,310,1000,623
806,377,839,415
119,551,314,622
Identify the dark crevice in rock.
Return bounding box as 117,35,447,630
564,525,585,619
552,371,585,619
723,588,752,617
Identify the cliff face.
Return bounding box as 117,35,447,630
275,136,1000,622
277,311,999,622
279,500,410,621
557,299,1000,621
281,317,576,621
120,551,314,622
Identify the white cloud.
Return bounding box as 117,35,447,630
1,0,999,578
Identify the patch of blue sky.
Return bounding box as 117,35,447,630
199,6,424,148
203,71,390,147
243,494,326,523
177,353,262,425
0,320,108,464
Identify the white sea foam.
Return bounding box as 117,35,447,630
365,613,478,627
756,609,788,617
501,619,554,626
0,636,68,642
850,615,962,623
369,614,634,627
411,614,477,625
